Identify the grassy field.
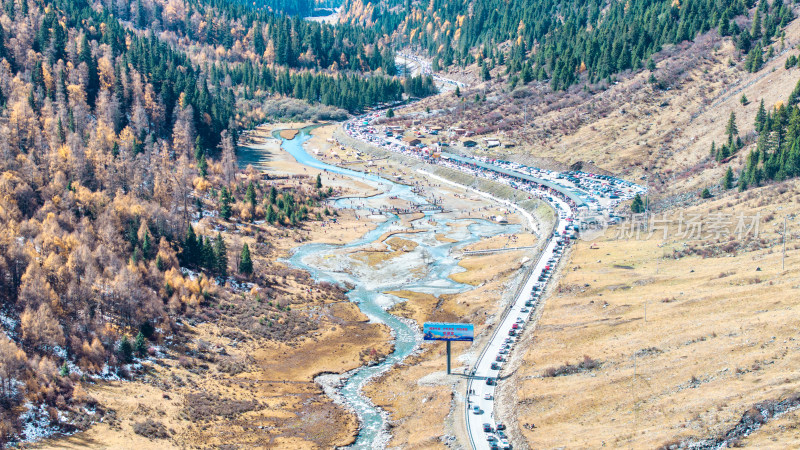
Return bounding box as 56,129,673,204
507,180,800,448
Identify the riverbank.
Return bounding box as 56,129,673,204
307,123,553,447
28,124,400,449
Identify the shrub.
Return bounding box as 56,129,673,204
132,419,170,439
542,355,601,377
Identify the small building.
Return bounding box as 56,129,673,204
503,141,516,148
450,127,467,136
404,137,421,146
463,140,478,147
485,139,501,148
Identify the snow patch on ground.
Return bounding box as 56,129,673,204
19,402,61,443
0,309,18,340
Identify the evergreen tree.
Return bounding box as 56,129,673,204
700,187,712,199
183,226,200,266
253,23,265,55
214,233,228,277
481,64,491,81
315,174,322,189
142,231,152,258
239,243,253,275
200,236,216,271
723,167,734,190
118,336,133,363
755,99,767,131
134,332,147,357
266,204,277,223
269,186,277,204
219,187,233,220
245,182,256,206
79,34,99,107
726,111,739,146
59,362,70,377
631,193,645,213
386,108,394,118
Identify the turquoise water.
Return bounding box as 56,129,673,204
272,127,517,448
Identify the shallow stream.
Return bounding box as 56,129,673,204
267,127,517,448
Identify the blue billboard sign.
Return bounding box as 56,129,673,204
423,322,474,342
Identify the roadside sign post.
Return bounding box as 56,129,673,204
423,322,474,375
447,341,451,374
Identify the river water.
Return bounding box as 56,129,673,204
263,126,517,448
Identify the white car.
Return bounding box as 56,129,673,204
485,393,493,400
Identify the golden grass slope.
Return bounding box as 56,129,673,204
508,180,800,448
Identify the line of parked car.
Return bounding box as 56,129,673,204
343,108,644,450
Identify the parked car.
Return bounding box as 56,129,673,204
483,423,493,432
473,405,482,414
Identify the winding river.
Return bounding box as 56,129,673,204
261,126,518,448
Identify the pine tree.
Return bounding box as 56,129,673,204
631,193,644,213
269,186,277,204
214,233,228,277
183,226,200,266
723,167,734,189
142,231,151,258
201,236,216,272
253,22,265,55
755,99,767,131
219,187,233,220
386,108,394,118
315,174,322,189
726,111,739,146
245,182,256,206
700,187,712,198
239,243,253,275
134,332,147,357
119,336,133,363
481,64,491,81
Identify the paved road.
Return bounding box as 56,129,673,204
464,193,572,450
340,108,643,450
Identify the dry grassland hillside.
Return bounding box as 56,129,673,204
506,179,800,448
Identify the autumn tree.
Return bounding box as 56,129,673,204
20,303,65,352
220,130,237,186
